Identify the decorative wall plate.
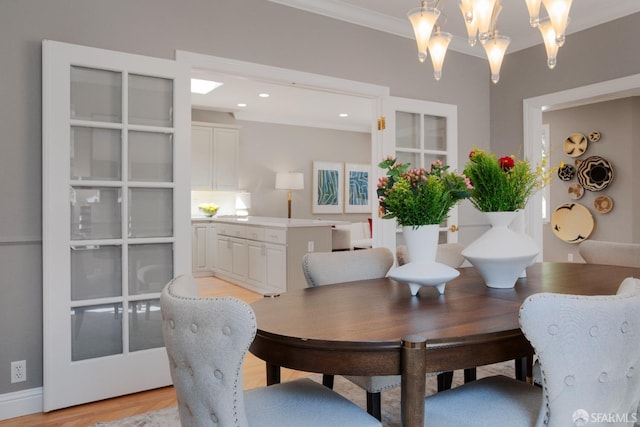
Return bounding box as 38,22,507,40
563,133,588,157
589,131,601,142
568,183,584,200
557,163,576,181
551,203,594,244
594,195,614,214
577,156,614,191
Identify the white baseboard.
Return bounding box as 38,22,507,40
0,388,43,421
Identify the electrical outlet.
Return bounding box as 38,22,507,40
11,360,26,383
568,253,574,262
307,241,314,252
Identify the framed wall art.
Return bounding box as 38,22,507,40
344,163,371,213
312,161,343,214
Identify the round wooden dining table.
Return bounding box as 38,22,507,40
249,262,640,427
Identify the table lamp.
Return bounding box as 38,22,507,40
235,191,251,216
275,172,304,218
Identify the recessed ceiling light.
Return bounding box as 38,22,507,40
339,113,349,118
258,93,270,98
237,103,247,107
190,78,223,94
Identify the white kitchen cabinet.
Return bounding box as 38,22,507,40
247,240,287,295
191,122,239,190
192,221,215,277
210,217,333,295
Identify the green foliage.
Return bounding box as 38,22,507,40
377,157,471,226
463,147,549,212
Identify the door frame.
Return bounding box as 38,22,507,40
523,73,640,258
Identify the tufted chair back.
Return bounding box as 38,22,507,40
161,274,255,427
519,277,640,427
302,247,394,287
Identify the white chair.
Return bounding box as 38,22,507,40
161,275,381,427
579,239,640,267
302,248,395,420
422,276,640,427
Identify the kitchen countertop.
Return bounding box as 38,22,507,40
191,215,348,228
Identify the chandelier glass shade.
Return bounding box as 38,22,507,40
481,32,511,83
407,3,441,63
428,28,453,80
408,0,573,83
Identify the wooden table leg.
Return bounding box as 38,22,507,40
401,335,426,427
266,362,281,385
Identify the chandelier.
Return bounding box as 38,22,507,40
408,0,573,83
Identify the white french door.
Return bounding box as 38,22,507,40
373,96,459,254
42,40,190,411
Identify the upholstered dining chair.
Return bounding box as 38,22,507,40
421,276,640,427
579,239,640,268
301,247,395,420
160,275,381,427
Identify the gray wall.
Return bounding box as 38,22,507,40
542,98,640,262
192,109,372,222
1,0,639,406
0,0,489,398
490,13,640,157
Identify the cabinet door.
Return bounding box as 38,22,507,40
192,224,209,271
213,128,239,190
215,235,233,275
247,241,267,288
231,237,248,279
265,243,287,294
191,126,214,189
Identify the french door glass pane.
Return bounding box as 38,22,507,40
129,299,163,352
128,188,173,238
129,243,173,295
128,131,173,182
423,115,446,150
396,111,420,149
70,245,122,301
70,187,122,240
71,303,123,361
396,152,421,169
128,74,173,127
70,66,122,123
424,154,446,168
70,127,121,181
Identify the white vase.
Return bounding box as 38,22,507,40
462,211,539,289
387,224,460,296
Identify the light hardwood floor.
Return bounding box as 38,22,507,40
3,276,309,427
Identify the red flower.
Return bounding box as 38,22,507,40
468,150,476,159
498,156,515,171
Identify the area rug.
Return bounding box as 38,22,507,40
93,361,516,427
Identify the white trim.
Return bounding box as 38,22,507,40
0,388,43,421
175,51,389,99
523,73,640,260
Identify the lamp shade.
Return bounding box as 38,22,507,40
275,172,304,190
235,192,251,210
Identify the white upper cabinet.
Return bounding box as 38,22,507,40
191,122,239,190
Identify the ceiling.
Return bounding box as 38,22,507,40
191,0,640,132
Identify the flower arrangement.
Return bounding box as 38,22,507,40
377,157,472,227
463,146,552,212
198,202,219,217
